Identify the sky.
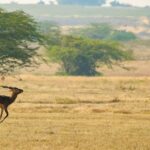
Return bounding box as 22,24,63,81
0,0,57,4
0,0,150,7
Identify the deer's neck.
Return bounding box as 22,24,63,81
10,93,18,103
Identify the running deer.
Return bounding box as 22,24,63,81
0,86,23,123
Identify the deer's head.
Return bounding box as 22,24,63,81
1,86,23,94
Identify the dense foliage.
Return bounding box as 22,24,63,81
47,35,132,76
0,9,42,75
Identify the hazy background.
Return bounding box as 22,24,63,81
0,0,150,7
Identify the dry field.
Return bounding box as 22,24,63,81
0,75,150,150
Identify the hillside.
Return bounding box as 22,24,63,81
1,4,150,38
1,4,150,18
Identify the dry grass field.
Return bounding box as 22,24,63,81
0,75,150,150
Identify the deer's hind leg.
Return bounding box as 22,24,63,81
0,104,4,120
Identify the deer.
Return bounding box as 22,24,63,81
0,86,23,123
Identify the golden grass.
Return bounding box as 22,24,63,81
0,75,150,150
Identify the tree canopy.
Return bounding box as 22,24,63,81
48,35,132,76
0,9,42,75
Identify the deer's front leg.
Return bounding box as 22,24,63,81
0,106,8,123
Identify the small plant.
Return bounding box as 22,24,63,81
128,85,136,91
120,84,136,91
111,97,120,103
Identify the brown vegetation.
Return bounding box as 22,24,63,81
0,75,150,150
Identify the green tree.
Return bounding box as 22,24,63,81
0,9,42,75
48,36,132,76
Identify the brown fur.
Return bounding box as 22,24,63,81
0,87,23,123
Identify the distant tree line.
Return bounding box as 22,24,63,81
110,1,132,7
71,23,137,41
57,0,106,6
57,0,133,7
